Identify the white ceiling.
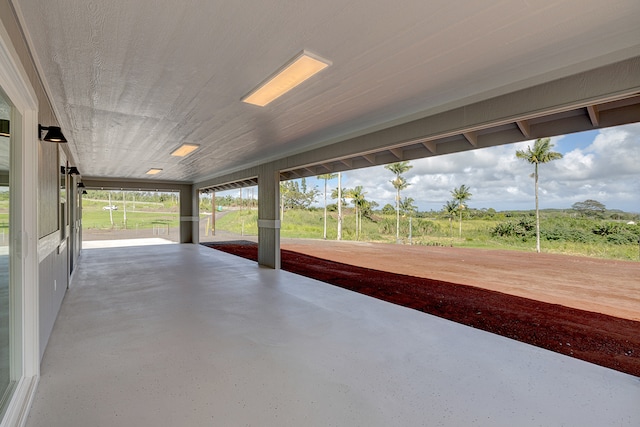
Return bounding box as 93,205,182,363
12,0,640,183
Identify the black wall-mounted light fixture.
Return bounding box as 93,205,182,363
77,182,85,188
39,124,67,143
82,190,87,195
61,166,81,175
0,119,9,137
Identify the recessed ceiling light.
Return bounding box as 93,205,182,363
146,168,163,175
241,50,331,107
171,143,200,157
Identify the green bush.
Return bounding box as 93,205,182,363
542,226,594,243
593,222,622,236
491,217,535,238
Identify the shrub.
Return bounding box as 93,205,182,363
542,226,594,243
592,222,622,236
491,217,535,238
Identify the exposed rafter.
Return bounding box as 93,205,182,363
463,131,478,147
516,120,531,138
362,154,376,165
422,140,437,154
340,158,353,168
389,148,403,159
321,163,334,172
587,105,600,126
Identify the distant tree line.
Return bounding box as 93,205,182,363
85,190,179,205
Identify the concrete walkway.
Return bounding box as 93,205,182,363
26,244,640,426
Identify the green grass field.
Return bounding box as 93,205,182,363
82,198,179,230
79,191,639,261
213,208,640,261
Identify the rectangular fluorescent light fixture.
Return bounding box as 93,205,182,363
241,50,331,107
146,168,163,175
171,143,200,157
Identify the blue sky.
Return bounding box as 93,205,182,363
218,123,640,213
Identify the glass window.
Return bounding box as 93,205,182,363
0,92,12,414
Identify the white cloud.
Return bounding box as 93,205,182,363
339,124,640,212
220,124,639,213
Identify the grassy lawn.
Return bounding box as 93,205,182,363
82,198,179,230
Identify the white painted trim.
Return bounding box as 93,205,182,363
0,376,38,427
257,219,281,229
0,25,37,112
22,110,39,378
0,15,40,427
37,230,61,263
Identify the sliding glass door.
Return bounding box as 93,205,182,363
0,91,13,415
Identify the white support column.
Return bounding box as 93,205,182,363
191,185,200,244
179,184,197,244
257,165,280,269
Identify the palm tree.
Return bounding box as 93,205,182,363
391,176,410,242
400,197,417,244
317,173,338,239
384,161,413,243
516,138,563,253
442,200,458,241
349,186,366,239
451,184,472,239
279,182,289,221
400,196,417,217
333,172,344,240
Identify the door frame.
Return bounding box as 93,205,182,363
0,17,40,427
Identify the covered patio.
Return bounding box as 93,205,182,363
25,243,640,426
0,1,638,425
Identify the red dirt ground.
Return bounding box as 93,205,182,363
202,240,640,377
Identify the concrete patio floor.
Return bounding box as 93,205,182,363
26,242,640,426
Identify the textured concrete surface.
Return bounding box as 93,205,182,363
26,244,640,426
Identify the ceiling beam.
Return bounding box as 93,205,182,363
422,140,437,154
587,105,600,126
516,120,531,138
362,154,376,165
81,177,190,192
463,131,478,147
321,163,333,172
389,148,403,159
340,158,353,168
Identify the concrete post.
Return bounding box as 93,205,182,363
257,165,280,269
179,184,198,244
